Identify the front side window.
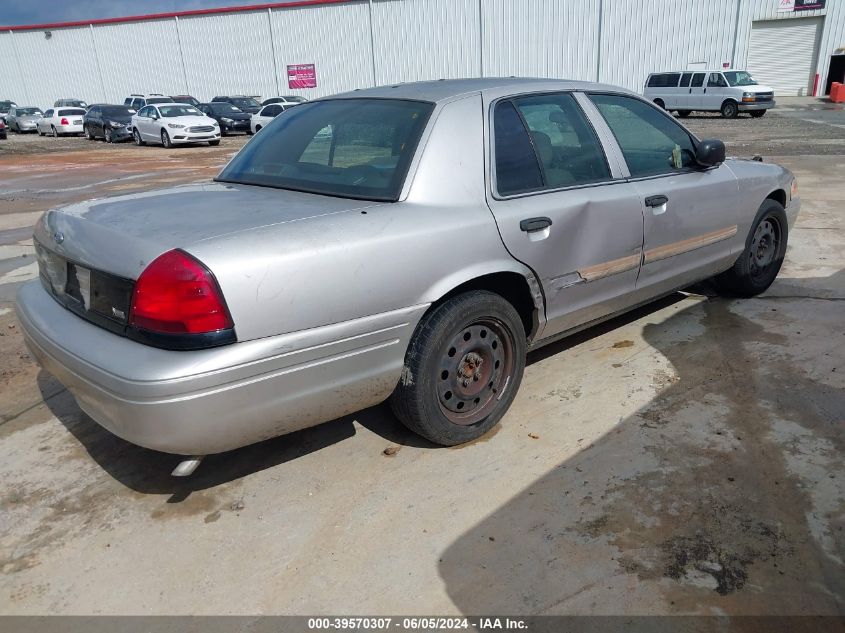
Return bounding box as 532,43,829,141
218,98,433,201
588,94,697,177
512,93,610,189
690,73,705,88
707,73,728,88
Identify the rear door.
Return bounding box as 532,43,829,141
484,91,646,340
587,93,741,295
688,72,707,109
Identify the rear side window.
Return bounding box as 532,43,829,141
679,73,693,88
493,101,544,196
512,93,610,189
647,73,681,88
588,94,697,177
690,73,705,88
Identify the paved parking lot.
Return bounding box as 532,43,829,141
0,103,843,615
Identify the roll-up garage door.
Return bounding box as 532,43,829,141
747,17,823,96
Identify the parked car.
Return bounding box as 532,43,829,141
211,95,262,114
131,103,220,147
54,98,89,110
17,78,799,465
0,99,17,123
36,107,86,136
197,102,252,135
643,69,774,118
123,94,174,112
250,102,295,133
170,95,201,107
261,95,308,106
84,104,136,143
0,118,6,140
6,106,43,133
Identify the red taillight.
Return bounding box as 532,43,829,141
129,249,233,334
60,117,69,125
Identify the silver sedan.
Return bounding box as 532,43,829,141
17,78,799,464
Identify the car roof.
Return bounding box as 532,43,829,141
327,77,632,103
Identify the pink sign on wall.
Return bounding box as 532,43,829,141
287,64,317,89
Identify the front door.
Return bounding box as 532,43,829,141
484,91,645,340
586,93,741,296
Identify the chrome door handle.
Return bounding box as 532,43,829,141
645,195,668,208
520,217,553,232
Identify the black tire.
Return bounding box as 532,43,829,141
134,129,145,146
654,99,665,110
161,129,171,148
677,110,691,118
721,100,739,119
51,125,58,137
208,139,220,146
389,290,526,446
750,110,766,118
715,199,788,297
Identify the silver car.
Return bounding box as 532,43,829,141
7,106,44,133
17,79,799,463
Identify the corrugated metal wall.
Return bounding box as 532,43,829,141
371,0,480,84
2,0,845,109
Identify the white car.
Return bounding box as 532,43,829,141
250,103,296,133
131,103,220,147
37,107,86,136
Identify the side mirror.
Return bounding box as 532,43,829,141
696,139,725,167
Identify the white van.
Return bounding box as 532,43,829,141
643,69,774,119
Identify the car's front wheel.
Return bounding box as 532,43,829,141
721,100,739,118
715,199,788,297
390,290,526,446
133,129,144,146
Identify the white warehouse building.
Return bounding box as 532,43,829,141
1,0,844,108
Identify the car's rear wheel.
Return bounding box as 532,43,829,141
750,110,766,118
161,129,172,148
715,199,788,297
134,129,145,146
677,110,691,118
721,100,739,118
654,99,665,110
390,290,526,446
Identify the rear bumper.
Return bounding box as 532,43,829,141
17,281,424,455
739,101,774,111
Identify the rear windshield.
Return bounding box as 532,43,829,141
158,105,202,117
218,98,433,202
102,106,134,117
58,108,86,116
147,97,174,104
724,71,758,87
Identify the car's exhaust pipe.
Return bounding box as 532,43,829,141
171,456,204,477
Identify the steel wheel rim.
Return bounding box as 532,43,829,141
749,216,781,279
436,317,515,426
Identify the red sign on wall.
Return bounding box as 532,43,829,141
287,64,317,89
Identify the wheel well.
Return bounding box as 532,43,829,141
766,189,786,207
438,272,538,340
